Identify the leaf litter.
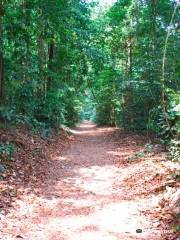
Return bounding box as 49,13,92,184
0,122,179,240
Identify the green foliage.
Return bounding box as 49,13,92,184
0,164,6,174
40,125,53,140
169,139,180,161
162,90,180,161
0,142,14,176
159,90,180,140
87,0,179,160
80,92,96,121
1,0,91,128
0,0,179,161
93,67,120,126
128,143,154,160
0,106,15,122
0,143,15,161
171,170,180,180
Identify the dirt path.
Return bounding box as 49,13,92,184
0,122,170,240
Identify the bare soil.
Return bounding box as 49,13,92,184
0,122,179,240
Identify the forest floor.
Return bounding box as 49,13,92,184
0,121,179,240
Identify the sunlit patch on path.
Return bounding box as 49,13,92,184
0,121,167,240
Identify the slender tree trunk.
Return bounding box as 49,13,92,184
128,18,133,77
23,0,30,83
38,34,45,96
128,39,132,77
0,3,4,105
38,1,47,100
47,40,54,89
135,0,139,42
38,35,44,78
48,42,54,63
0,55,4,104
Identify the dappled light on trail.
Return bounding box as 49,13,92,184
0,122,171,240
70,121,115,136
1,0,179,238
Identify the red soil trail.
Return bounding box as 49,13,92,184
0,122,169,240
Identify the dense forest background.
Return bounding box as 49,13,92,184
0,0,179,160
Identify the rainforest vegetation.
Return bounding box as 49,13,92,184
0,0,179,159
0,1,180,238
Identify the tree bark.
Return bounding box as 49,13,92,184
38,1,47,100
128,18,133,77
47,40,54,89
0,3,4,104
38,35,44,74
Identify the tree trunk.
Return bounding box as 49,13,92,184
47,40,54,89
38,35,44,76
38,1,47,100
128,18,133,77
0,56,4,104
0,3,4,105
135,0,139,41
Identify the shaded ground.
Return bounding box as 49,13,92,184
0,122,179,239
